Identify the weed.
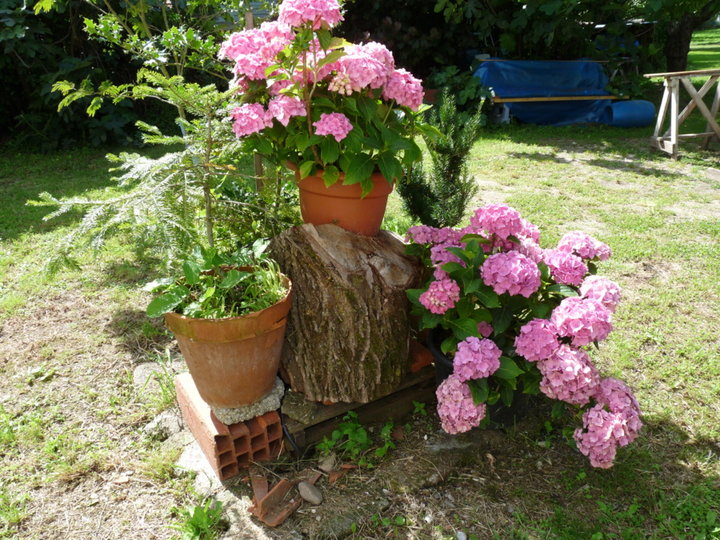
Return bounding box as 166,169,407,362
141,445,182,482
0,485,28,533
0,407,15,448
170,498,225,540
412,400,428,416
316,412,396,467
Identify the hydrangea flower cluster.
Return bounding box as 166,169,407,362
419,278,460,315
573,379,642,469
313,113,353,142
406,204,641,469
514,319,560,362
543,247,588,287
481,251,541,298
551,296,613,347
580,275,622,312
537,345,600,406
436,374,487,434
558,231,612,261
453,337,501,381
278,0,344,29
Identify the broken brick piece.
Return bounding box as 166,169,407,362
175,373,283,481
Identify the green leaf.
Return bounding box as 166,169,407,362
441,262,465,275
500,384,514,406
33,0,54,14
440,335,457,355
320,138,340,164
420,311,442,330
377,152,403,182
316,49,345,69
299,160,315,179
463,277,483,295
547,284,579,297
219,269,246,289
322,165,340,187
146,286,188,318
538,262,550,281
255,136,273,155
491,305,513,334
449,317,479,340
468,379,489,404
316,28,332,49
183,261,201,285
405,288,423,305
476,288,501,309
343,153,374,186
494,356,524,379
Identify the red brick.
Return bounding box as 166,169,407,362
175,373,283,481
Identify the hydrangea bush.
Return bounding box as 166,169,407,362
406,204,642,468
219,0,433,194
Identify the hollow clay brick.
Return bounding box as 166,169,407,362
175,373,283,481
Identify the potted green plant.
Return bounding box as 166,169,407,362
405,204,642,469
146,245,292,409
218,0,437,236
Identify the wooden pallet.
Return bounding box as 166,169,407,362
281,365,437,451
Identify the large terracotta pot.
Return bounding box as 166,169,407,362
296,170,393,236
165,273,292,409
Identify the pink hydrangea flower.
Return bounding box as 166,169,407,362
406,225,441,244
436,374,487,434
382,68,424,110
580,275,622,312
267,95,306,126
543,247,588,287
514,237,544,263
521,218,541,242
453,337,501,382
593,378,642,445
231,103,272,137
537,345,600,406
573,405,622,468
278,0,343,29
481,251,541,298
313,112,353,142
220,22,293,82
574,382,641,468
470,204,525,241
551,297,613,347
328,43,391,94
477,321,493,338
419,278,460,315
514,319,561,362
558,231,612,261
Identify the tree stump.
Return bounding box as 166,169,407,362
269,224,423,403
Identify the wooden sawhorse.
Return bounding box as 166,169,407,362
644,68,720,159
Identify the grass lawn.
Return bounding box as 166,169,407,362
688,28,720,71
1,31,719,539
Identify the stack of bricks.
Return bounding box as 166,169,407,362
175,373,283,481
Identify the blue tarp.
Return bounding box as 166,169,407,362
473,59,654,127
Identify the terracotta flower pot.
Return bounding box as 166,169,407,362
296,170,394,236
164,273,292,409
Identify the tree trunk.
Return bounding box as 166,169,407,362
664,17,696,73
269,224,423,403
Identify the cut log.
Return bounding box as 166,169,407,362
269,224,423,403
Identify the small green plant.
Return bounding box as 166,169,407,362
146,244,287,319
412,400,428,416
0,485,28,533
170,498,225,540
316,412,396,467
398,89,483,228
0,407,16,448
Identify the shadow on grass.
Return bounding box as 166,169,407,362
107,307,173,358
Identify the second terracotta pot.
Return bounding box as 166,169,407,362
164,273,292,409
296,170,393,236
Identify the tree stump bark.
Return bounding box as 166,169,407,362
269,224,423,403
